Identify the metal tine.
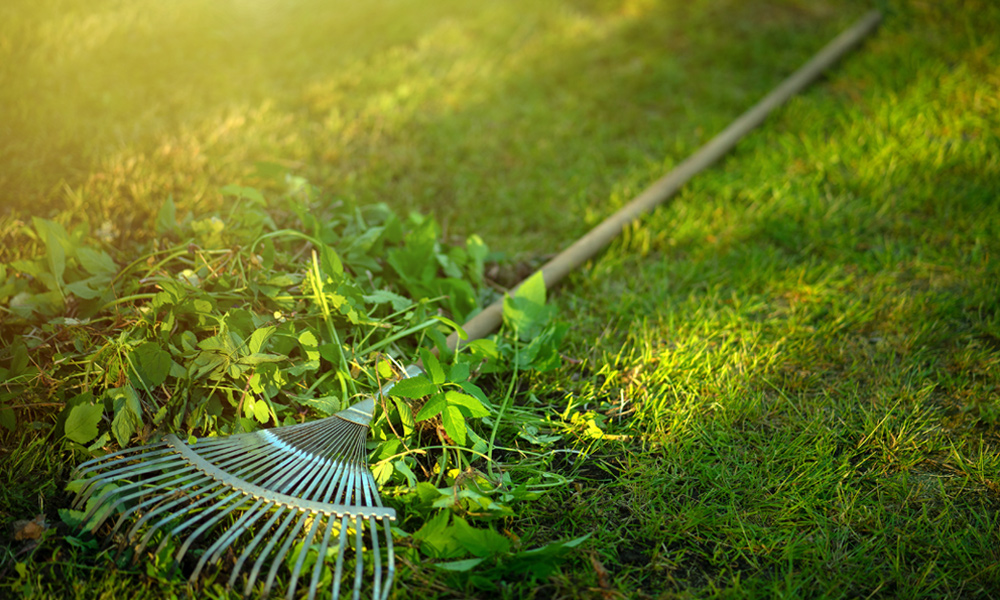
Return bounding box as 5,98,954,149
189,498,268,581
106,469,212,538
80,462,199,528
307,514,336,600
243,509,300,598
227,505,287,592
73,443,171,477
159,489,246,565
261,510,313,599
172,493,257,565
73,453,190,510
284,426,363,599
381,517,395,600
352,516,364,600
143,484,232,556
241,436,338,597
127,480,226,551
330,515,350,600
299,426,366,600
369,516,383,600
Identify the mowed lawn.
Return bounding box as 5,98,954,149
2,0,999,598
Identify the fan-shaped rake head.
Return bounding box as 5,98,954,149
71,390,401,600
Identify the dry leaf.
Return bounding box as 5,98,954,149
13,514,47,541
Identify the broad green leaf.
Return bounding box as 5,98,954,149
64,278,104,299
465,234,488,286
433,558,485,572
502,534,592,578
394,459,417,486
516,270,546,305
372,461,394,485
220,184,266,205
363,290,412,311
451,516,511,557
248,326,275,354
64,403,103,443
0,408,14,431
131,342,171,388
224,309,256,338
45,228,66,285
415,393,447,421
389,375,437,399
298,330,320,361
155,196,177,234
448,362,470,383
458,381,490,406
109,386,143,446
412,511,465,559
441,405,467,445
237,353,286,365
320,245,343,277
317,342,342,366
76,247,117,276
377,359,393,379
253,398,270,423
420,348,444,385
502,270,552,340
392,396,414,435
445,391,489,418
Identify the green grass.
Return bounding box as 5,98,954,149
3,0,1000,598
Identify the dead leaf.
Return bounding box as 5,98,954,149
13,514,47,541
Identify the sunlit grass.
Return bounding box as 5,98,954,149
2,0,999,598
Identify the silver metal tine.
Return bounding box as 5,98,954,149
69,371,413,600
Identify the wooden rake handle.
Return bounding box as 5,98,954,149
446,10,883,350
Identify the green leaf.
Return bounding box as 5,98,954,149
432,315,468,341
363,289,412,311
412,511,465,559
445,390,490,418
433,558,485,572
451,516,511,557
220,184,266,205
516,269,545,305
109,386,143,446
448,362,470,383
253,398,270,423
64,403,103,444
76,247,117,276
503,271,553,340
441,404,467,445
377,359,393,379
248,326,275,354
64,278,105,299
421,348,445,384
415,393,447,421
298,330,320,361
156,196,177,234
392,396,414,435
394,459,417,486
320,245,343,277
389,375,437,399
0,408,14,431
45,228,66,286
131,342,171,389
238,353,286,365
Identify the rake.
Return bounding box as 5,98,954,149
69,11,881,600
72,364,423,600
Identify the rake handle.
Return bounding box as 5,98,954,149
446,9,882,350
